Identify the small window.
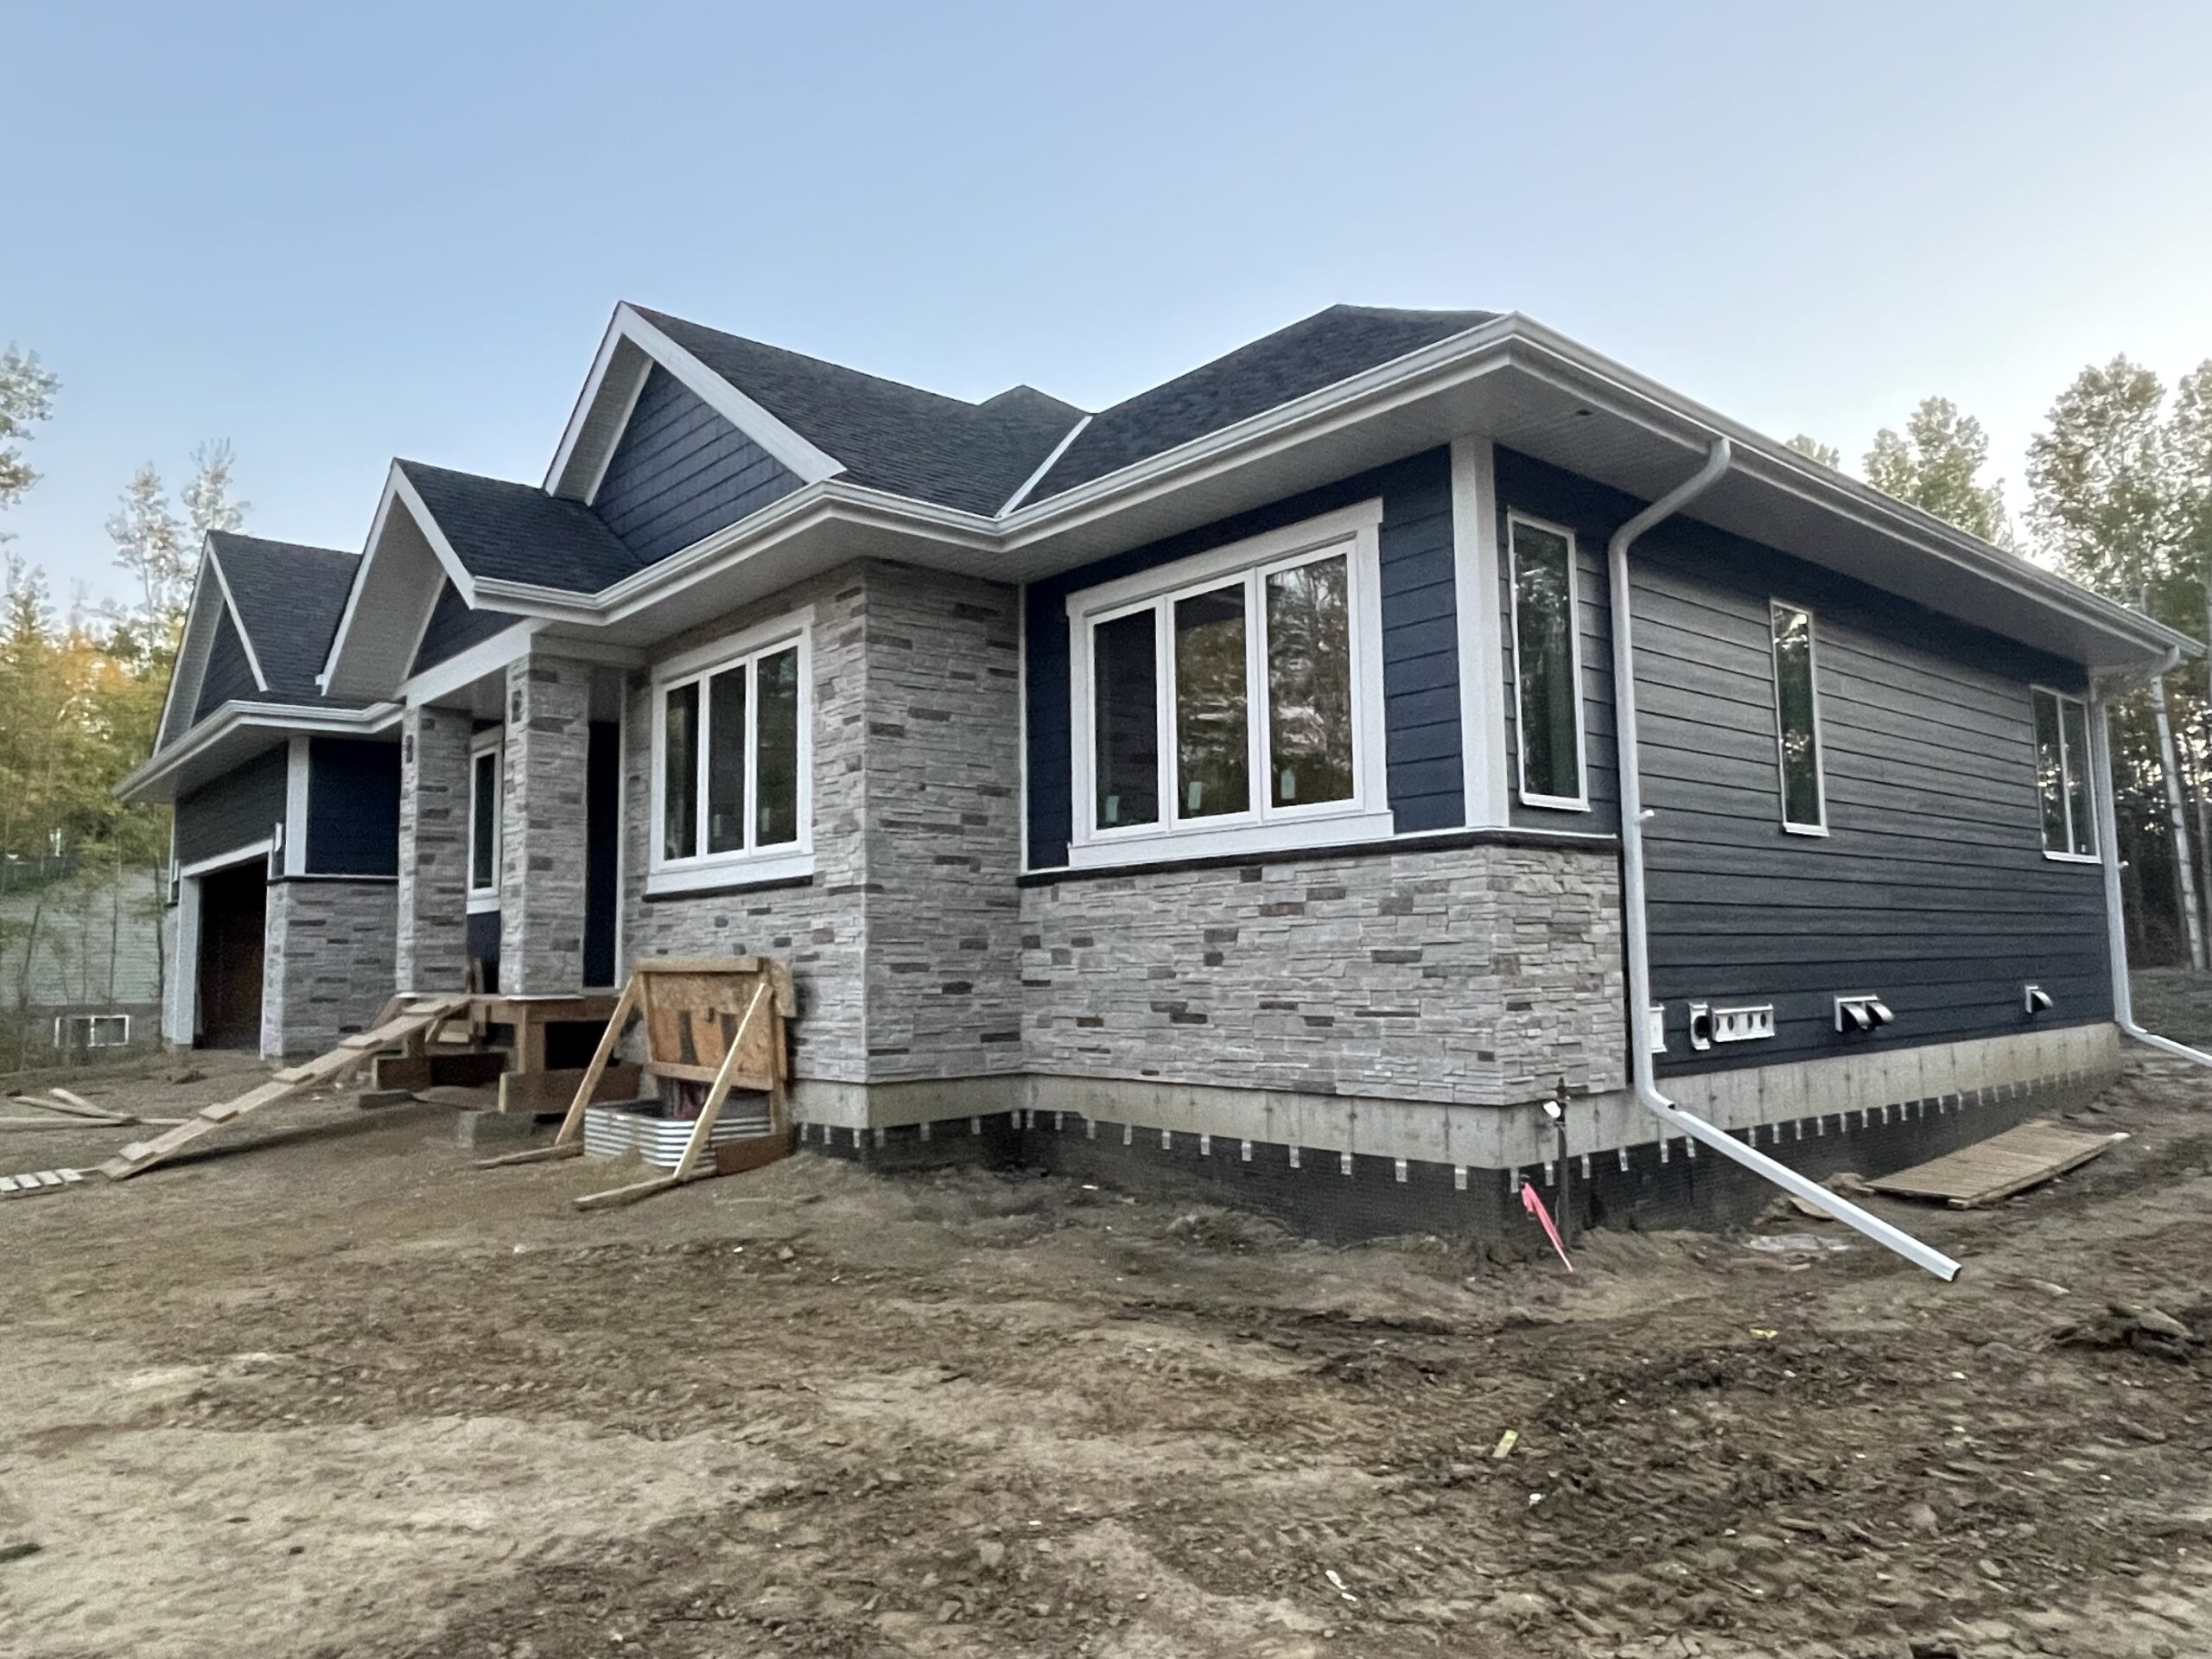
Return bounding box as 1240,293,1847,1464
1770,602,1827,834
2032,687,2096,860
656,631,809,878
468,745,501,899
54,1014,130,1052
1509,515,1585,809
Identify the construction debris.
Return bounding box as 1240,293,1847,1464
0,1167,83,1198
2054,1302,2201,1362
1866,1119,2126,1209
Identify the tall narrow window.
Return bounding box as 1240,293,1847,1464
1173,585,1248,819
1770,601,1827,833
1510,516,1584,807
655,626,810,884
1267,554,1354,809
2033,687,2096,859
468,744,501,898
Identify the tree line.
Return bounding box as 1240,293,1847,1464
3,332,2211,972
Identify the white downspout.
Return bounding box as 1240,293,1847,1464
1608,439,1961,1282
2090,671,2212,1068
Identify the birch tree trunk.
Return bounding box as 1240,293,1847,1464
2148,664,2207,969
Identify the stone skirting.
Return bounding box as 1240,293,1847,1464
261,879,398,1058
1020,842,1626,1108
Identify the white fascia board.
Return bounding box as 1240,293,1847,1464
397,619,645,706
116,700,403,803
387,468,485,602
544,303,847,502
204,543,270,691
156,556,219,750
321,464,485,696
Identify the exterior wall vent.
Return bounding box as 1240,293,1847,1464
2024,984,2055,1016
1687,1001,1775,1050
1834,994,1894,1033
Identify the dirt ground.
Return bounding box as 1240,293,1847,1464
7,988,2212,1657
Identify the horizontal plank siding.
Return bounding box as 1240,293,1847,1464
176,746,287,867
305,738,400,875
590,365,802,565
1023,449,1463,867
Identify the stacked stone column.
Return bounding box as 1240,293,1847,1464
395,704,471,992
499,653,592,995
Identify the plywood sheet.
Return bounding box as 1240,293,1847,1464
1866,1119,2124,1209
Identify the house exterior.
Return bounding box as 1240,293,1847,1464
119,302,2195,1239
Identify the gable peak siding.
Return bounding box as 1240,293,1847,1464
591,364,804,565
194,605,261,722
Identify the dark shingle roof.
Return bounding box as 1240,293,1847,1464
207,532,362,701
397,460,645,594
633,308,1082,516
1025,306,1495,503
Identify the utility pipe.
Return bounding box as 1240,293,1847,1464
2091,674,2212,1069
1606,438,1962,1283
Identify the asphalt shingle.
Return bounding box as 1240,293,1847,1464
207,532,363,702
398,459,646,594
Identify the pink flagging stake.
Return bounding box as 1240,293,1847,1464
1520,1181,1575,1273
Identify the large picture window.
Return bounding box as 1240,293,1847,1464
1770,601,1827,834
1508,514,1586,810
2032,686,2096,861
1068,500,1390,867
651,618,812,893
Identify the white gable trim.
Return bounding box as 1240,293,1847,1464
204,543,270,693
544,303,846,502
319,464,486,696
155,558,219,751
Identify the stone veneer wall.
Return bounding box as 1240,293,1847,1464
396,705,470,992
1020,842,1626,1109
500,654,591,994
618,560,1026,1085
261,879,399,1058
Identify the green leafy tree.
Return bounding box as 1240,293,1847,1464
1786,434,1842,468
1866,397,2013,546
0,346,59,513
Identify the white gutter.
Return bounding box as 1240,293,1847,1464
2090,669,2212,1069
1608,437,1962,1283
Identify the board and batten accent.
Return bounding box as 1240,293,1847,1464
589,364,804,564
1022,448,1467,869
1491,448,2111,1073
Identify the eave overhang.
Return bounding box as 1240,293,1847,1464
116,700,402,806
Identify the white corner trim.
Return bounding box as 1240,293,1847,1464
283,735,310,876
1505,510,1591,814
1451,436,1508,829
205,545,270,692
999,415,1091,517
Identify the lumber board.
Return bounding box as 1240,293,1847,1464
1866,1119,2125,1209
26,1092,125,1123
474,1141,586,1170
573,1170,695,1211
496,1063,642,1116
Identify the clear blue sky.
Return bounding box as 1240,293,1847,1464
4,1,2209,608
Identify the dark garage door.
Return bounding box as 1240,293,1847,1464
196,861,266,1050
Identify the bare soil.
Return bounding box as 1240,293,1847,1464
6,1014,2212,1658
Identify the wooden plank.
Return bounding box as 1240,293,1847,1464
546,976,640,1148
1866,1120,2124,1209
574,982,769,1210
474,1141,586,1170
644,1058,774,1088
572,1170,689,1211
496,1062,643,1116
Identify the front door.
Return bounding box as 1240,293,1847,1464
196,861,266,1049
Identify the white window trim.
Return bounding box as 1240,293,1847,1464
467,727,504,913
55,1013,130,1050
1506,511,1589,812
1769,598,1831,837
1064,500,1392,870
2032,683,2100,863
647,607,815,895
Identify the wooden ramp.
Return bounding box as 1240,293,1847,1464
94,995,473,1183
1866,1118,2126,1210
476,957,793,1210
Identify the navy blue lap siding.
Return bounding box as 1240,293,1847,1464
1023,448,1463,868
590,365,802,565
194,607,261,721
176,747,287,866
306,738,400,876
411,581,525,677
1492,448,2112,1074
